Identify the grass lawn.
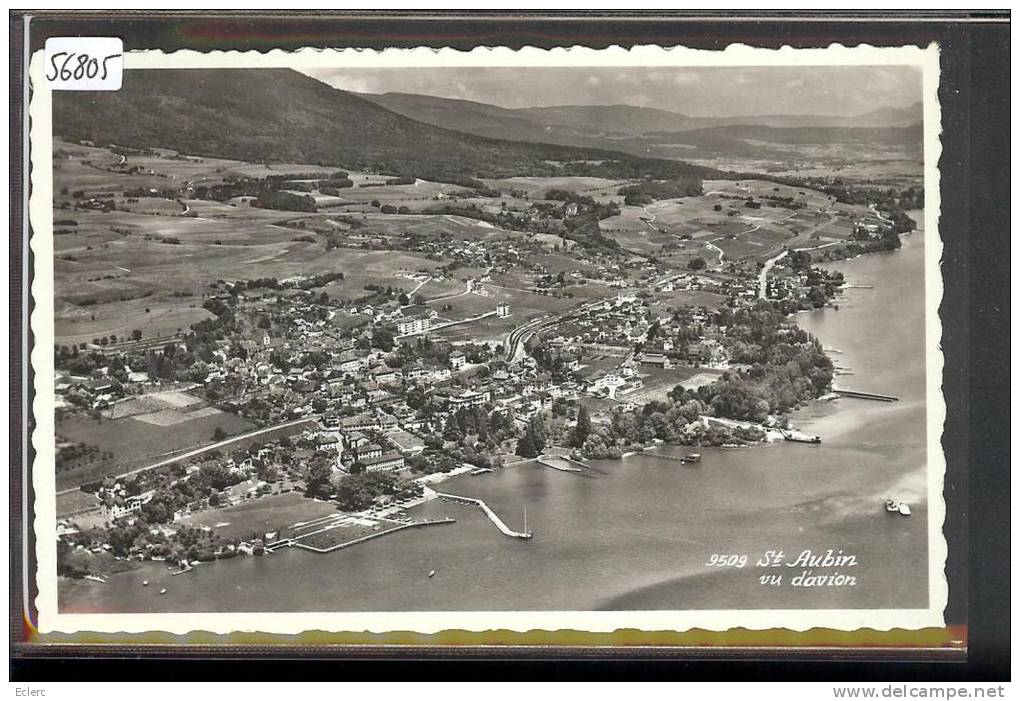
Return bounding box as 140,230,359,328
417,276,469,302
654,288,729,310
429,290,505,319
713,228,792,262
177,491,338,541
576,355,626,379
294,521,395,551
622,366,722,404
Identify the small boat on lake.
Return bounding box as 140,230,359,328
142,580,149,587
781,429,822,444
883,498,912,516
428,570,436,578
159,588,167,595
680,453,701,464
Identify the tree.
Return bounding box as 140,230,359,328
398,293,410,306
443,415,463,443
257,464,279,483
305,461,334,499
212,427,227,441
515,431,539,458
571,405,592,448
688,257,707,271
372,328,395,352
526,416,546,454
788,249,812,271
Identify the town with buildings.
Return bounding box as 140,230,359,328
53,232,863,576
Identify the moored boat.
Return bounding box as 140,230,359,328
883,498,912,516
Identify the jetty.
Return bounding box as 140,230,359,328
536,455,589,472
641,451,702,465
832,387,900,402
435,491,533,539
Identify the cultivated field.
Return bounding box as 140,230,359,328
686,142,923,189
599,179,878,264
483,176,632,204
56,404,253,491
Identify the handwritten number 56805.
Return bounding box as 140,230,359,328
46,52,122,82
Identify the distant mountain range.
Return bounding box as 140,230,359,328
52,68,920,188
366,92,922,136
362,92,922,162
52,68,714,183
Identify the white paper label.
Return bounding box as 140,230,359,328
44,37,123,90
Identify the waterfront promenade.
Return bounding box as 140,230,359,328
285,518,457,554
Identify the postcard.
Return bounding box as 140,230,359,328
29,41,947,641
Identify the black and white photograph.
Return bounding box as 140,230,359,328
29,43,947,637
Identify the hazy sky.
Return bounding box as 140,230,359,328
301,65,922,117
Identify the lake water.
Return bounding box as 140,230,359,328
60,212,931,613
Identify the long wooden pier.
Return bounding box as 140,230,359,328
832,388,900,402
435,492,533,539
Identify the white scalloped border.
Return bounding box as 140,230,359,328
28,42,946,639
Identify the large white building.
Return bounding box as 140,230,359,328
446,388,491,409
397,315,431,336
359,451,406,472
